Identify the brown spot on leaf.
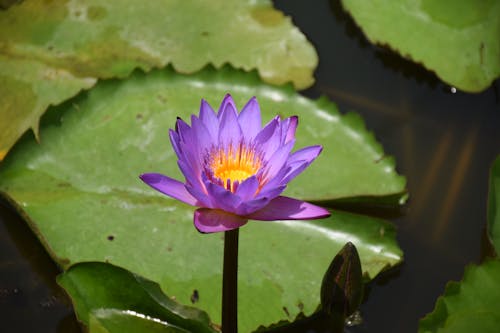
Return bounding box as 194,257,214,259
88,6,107,21
374,154,386,163
190,289,199,303
59,257,71,267
251,7,285,27
479,42,485,65
297,301,304,311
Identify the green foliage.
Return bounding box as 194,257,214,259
0,55,95,160
419,158,500,333
0,0,317,157
88,310,190,333
341,0,500,92
0,67,404,332
419,260,500,333
59,262,217,333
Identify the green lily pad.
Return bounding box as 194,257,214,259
89,310,189,333
0,67,404,332
419,260,500,333
0,0,317,158
488,156,500,254
341,0,500,92
58,262,217,333
0,55,96,160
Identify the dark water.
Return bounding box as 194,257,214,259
1,0,499,332
0,201,81,332
275,1,499,332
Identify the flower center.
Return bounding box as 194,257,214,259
207,142,262,192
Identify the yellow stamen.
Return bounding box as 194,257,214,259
209,143,261,192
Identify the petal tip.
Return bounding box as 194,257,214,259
139,172,159,184
248,196,331,221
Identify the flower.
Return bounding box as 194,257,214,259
140,94,330,233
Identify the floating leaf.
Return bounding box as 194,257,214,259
0,55,96,160
488,156,500,254
0,0,317,158
58,262,216,333
341,0,500,92
0,67,403,332
89,310,189,333
419,260,500,333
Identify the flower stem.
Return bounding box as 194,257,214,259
222,228,239,333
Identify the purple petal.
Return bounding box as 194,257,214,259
237,184,287,215
260,140,295,182
139,173,198,206
176,120,201,168
256,117,287,161
256,167,290,199
235,176,259,201
177,159,203,189
254,183,287,201
254,116,279,146
207,182,242,213
169,129,182,158
278,117,292,143
199,99,218,141
194,208,248,233
280,146,323,184
217,94,237,118
178,140,202,175
235,196,271,215
175,118,192,143
185,184,213,208
191,114,213,156
281,160,309,184
288,145,323,165
218,99,242,147
285,116,298,144
247,196,330,221
238,97,261,140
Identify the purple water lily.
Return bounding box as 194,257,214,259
140,94,330,233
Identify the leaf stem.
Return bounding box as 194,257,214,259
222,228,239,333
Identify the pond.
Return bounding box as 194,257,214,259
1,0,499,332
